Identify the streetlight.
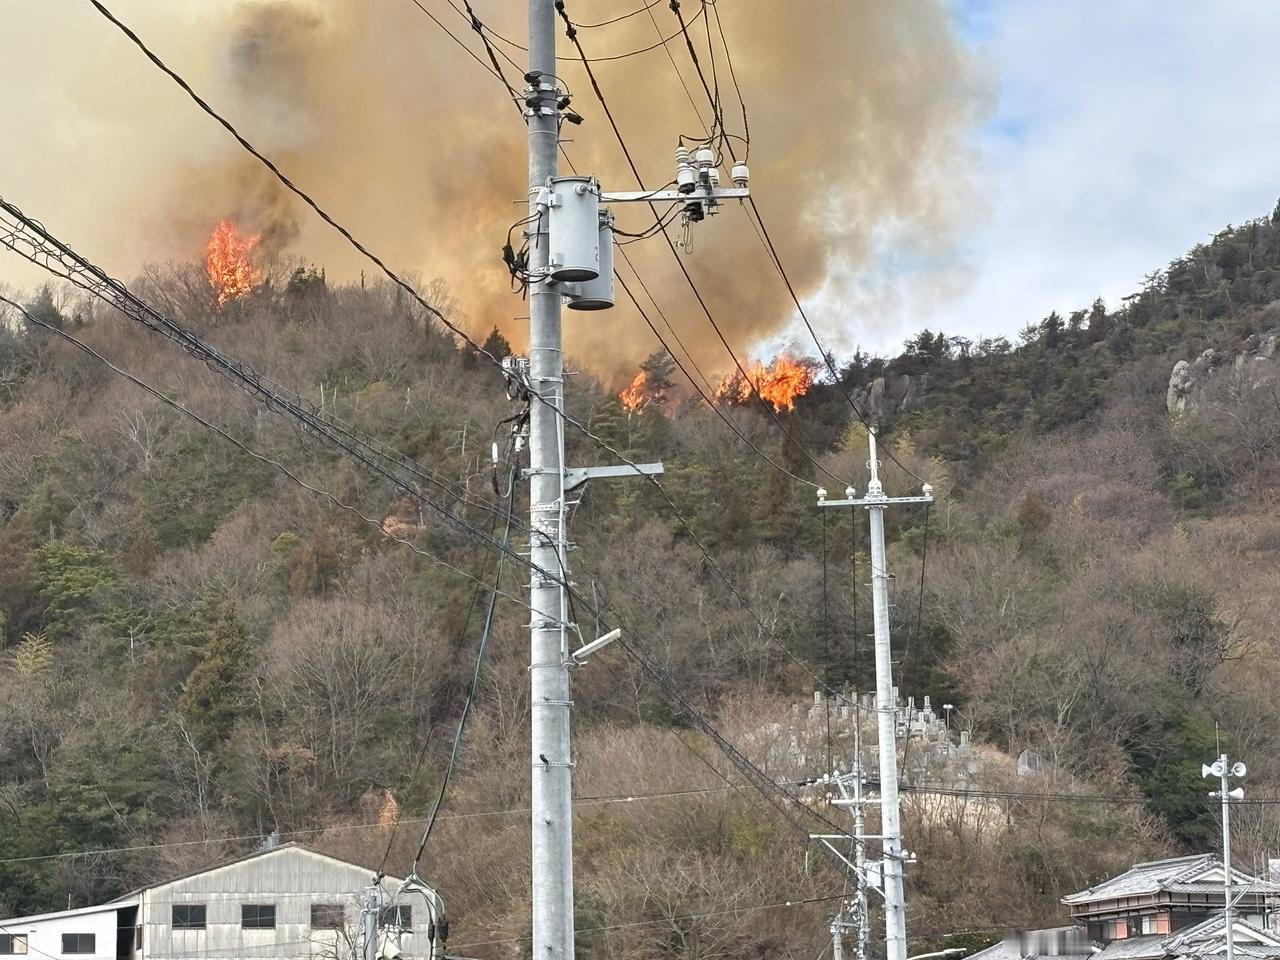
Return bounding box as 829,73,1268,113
1203,754,1246,960
941,704,954,734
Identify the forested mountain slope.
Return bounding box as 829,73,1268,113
3,204,1280,956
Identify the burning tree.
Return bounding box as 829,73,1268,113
206,219,263,307
715,355,816,412
618,350,676,413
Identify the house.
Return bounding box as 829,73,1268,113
0,844,445,960
1063,854,1280,943
968,854,1280,960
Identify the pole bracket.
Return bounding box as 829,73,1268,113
564,461,664,491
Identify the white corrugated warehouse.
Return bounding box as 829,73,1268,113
0,844,444,960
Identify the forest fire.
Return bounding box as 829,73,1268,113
715,356,816,412
619,370,650,413
206,219,263,307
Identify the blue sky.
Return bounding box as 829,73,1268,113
838,0,1280,355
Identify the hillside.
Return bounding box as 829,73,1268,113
3,203,1280,956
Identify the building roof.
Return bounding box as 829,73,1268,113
1163,916,1280,957
1064,855,1277,905
1095,935,1167,960
110,842,402,903
965,926,1095,960
0,900,138,926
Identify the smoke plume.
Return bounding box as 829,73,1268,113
3,1,990,381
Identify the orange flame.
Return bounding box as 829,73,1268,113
206,219,263,307
715,355,816,412
619,370,650,413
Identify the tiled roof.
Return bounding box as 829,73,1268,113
1163,915,1280,956
1094,935,1168,960
1064,855,1278,905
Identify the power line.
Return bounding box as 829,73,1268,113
743,198,927,484
81,0,781,600
72,0,893,853
0,203,587,615
570,0,664,29
555,0,847,492
403,0,520,103
443,0,710,62
446,892,846,951
708,1,749,158
0,294,539,616
663,1,926,485
409,469,515,874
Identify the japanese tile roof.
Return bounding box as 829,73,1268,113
1064,855,1278,905
1094,935,1168,960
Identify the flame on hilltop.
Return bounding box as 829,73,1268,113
715,356,816,412
206,219,263,307
619,370,650,413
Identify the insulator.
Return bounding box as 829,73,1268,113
708,168,720,188
695,145,715,169
731,161,749,188
675,145,697,194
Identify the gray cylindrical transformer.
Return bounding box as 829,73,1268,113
565,211,614,311
548,176,601,282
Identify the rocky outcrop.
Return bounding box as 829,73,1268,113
1166,333,1280,414
852,372,928,424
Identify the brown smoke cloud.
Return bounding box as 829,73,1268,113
2,1,990,383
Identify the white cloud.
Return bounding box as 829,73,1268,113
810,0,1280,357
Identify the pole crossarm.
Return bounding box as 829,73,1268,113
563,461,663,490
601,187,749,203
818,494,934,509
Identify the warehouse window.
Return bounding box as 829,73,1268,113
61,934,95,955
242,905,276,930
0,935,29,956
379,906,412,929
310,904,346,930
172,905,207,930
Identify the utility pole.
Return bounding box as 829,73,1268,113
361,886,380,960
817,429,932,960
524,1,574,957
1204,753,1247,960
823,716,870,960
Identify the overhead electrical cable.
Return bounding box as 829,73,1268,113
82,0,786,576
571,0,665,29
0,294,540,615
404,0,521,101
0,207,573,602
374,476,514,882
410,468,515,872
443,0,709,62
75,0,887,844
708,1,750,158
444,893,847,952
554,0,849,492
664,0,925,483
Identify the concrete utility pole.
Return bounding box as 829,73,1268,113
525,1,574,957
361,886,380,960
1204,753,1247,960
817,429,932,960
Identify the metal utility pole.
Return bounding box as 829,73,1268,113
817,429,932,960
1204,754,1247,960
525,1,574,957
823,718,871,960
361,886,380,960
